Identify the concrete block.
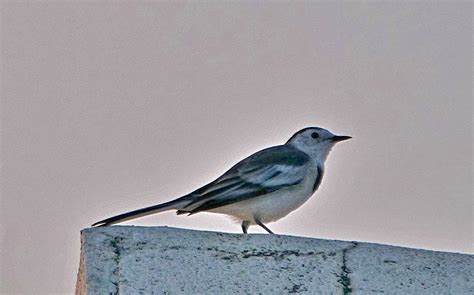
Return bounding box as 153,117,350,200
76,226,473,294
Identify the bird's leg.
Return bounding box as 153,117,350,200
255,220,274,234
241,220,250,234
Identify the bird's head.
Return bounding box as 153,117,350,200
285,127,351,162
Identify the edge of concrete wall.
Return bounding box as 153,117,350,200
76,226,473,294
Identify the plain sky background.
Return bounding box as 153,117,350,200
1,1,472,294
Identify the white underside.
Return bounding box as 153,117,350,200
208,166,318,224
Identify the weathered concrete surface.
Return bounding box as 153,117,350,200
76,226,473,294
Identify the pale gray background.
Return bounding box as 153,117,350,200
1,2,472,294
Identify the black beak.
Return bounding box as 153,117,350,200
331,135,352,142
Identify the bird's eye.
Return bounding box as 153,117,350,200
311,132,319,139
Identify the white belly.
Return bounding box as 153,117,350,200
209,173,317,224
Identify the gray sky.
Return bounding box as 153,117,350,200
1,2,472,294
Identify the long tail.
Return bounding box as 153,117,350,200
91,198,188,227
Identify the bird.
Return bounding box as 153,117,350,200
92,127,351,234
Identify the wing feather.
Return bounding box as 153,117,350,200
180,145,310,214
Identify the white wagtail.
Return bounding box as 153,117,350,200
92,127,351,234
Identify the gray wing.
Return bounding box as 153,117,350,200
178,145,310,214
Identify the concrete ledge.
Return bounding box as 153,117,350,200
76,226,473,294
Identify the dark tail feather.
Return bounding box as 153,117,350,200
91,199,185,227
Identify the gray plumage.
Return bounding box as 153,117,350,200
92,127,351,234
